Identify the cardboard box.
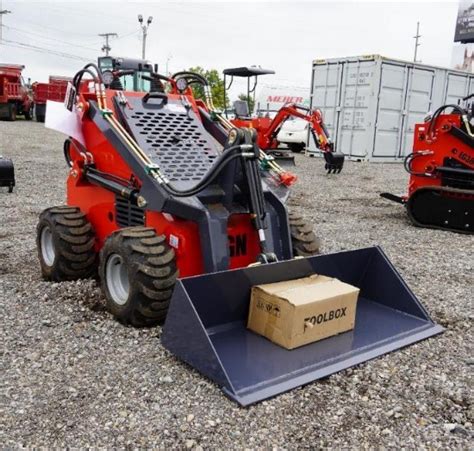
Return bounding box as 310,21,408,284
247,275,359,350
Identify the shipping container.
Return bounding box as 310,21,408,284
308,54,474,161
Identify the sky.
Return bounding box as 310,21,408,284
0,0,465,97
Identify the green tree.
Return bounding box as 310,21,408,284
238,93,255,113
187,66,228,110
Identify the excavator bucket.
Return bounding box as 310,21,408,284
162,246,443,406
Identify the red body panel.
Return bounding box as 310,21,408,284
232,117,274,149
231,104,331,152
0,65,31,109
67,89,262,277
32,77,70,105
409,115,474,196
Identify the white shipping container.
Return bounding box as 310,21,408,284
309,54,474,161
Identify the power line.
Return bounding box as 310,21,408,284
11,15,122,40
1,24,98,52
3,38,90,62
115,30,140,41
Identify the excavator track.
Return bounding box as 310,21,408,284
406,186,473,234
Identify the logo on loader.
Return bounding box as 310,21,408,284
229,234,247,257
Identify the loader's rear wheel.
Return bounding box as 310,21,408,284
289,212,320,256
99,227,177,327
36,206,97,281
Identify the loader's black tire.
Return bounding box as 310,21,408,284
289,212,320,256
289,143,305,153
37,206,97,281
99,227,177,327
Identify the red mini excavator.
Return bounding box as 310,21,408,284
223,66,344,173
381,96,474,234
36,59,442,406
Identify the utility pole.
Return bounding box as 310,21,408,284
413,21,421,63
138,14,153,59
0,0,12,44
99,32,118,56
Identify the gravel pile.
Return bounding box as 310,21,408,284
1,121,472,448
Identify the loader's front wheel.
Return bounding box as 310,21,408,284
99,227,177,327
37,206,97,281
289,212,321,256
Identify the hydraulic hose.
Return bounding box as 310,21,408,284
427,104,466,140
73,68,99,92
404,151,433,177
82,63,104,83
161,146,249,197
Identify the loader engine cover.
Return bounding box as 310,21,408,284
0,156,15,192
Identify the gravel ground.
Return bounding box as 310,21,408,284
1,120,473,448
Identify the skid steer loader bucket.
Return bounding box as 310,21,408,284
162,246,443,406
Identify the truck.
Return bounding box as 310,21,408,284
0,64,33,121
32,76,71,122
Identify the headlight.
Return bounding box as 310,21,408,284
102,70,114,86
176,77,188,92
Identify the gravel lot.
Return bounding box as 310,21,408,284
1,120,472,448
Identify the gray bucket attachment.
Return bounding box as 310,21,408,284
161,246,443,406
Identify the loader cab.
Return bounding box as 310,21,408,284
223,66,275,118
98,56,157,92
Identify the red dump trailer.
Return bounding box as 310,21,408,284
32,76,71,122
0,64,33,121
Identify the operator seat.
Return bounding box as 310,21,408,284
233,100,252,119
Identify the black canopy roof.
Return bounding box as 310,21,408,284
223,66,275,78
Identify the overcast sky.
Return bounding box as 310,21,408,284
0,0,465,95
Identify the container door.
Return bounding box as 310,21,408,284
444,73,470,104
311,62,344,151
399,67,435,158
372,63,408,158
468,77,474,97
337,60,378,158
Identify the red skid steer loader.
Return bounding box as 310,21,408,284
36,60,442,405
381,96,474,234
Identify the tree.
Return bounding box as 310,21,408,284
238,93,255,114
186,66,228,110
